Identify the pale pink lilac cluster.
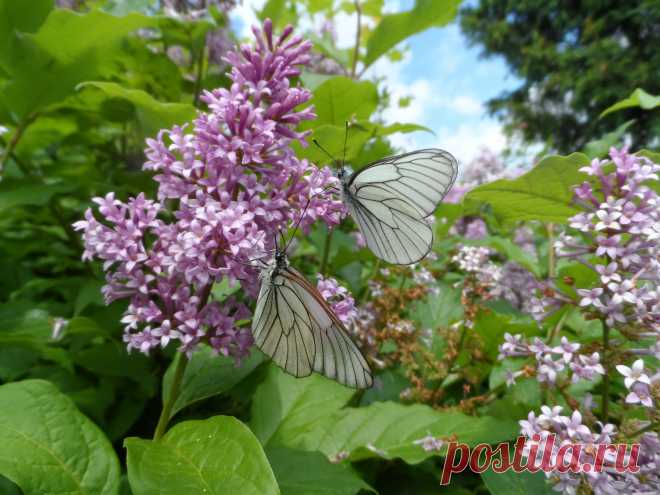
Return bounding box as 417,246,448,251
74,21,344,359
520,406,659,494
500,334,605,385
615,359,658,408
413,434,445,452
451,245,539,313
316,275,358,326
530,148,659,332
523,148,658,427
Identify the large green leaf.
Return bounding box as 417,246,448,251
305,402,520,464
0,0,53,72
251,366,518,465
77,82,196,138
464,153,590,223
312,77,378,125
250,365,355,446
0,9,155,119
125,416,279,495
364,0,460,68
481,465,554,495
266,447,374,495
162,346,264,419
600,88,660,117
0,379,120,495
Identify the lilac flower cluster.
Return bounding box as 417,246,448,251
452,246,502,284
500,334,605,385
75,21,344,359
520,406,659,494
532,148,659,331
316,275,358,326
616,359,658,408
413,434,445,452
451,245,539,314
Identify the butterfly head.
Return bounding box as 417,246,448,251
273,244,289,271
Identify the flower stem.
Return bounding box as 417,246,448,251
320,227,334,275
546,223,556,279
627,422,659,438
0,114,38,176
153,352,189,440
601,319,610,422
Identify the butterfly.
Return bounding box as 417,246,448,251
337,148,458,265
251,243,373,389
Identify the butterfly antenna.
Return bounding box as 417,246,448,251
342,121,349,169
284,183,339,252
312,139,337,166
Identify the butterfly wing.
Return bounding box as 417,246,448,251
252,266,373,389
345,149,458,264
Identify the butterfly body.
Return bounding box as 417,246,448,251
338,149,458,265
252,247,373,388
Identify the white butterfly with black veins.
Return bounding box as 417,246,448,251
338,149,458,265
251,246,373,389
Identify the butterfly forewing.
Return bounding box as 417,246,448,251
345,148,457,265
252,265,373,389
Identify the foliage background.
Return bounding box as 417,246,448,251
0,1,657,494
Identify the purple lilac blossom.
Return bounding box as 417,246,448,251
316,275,358,326
74,20,344,359
544,148,659,331
499,333,605,385
520,406,659,494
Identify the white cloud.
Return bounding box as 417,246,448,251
435,120,507,165
451,96,483,115
231,0,266,37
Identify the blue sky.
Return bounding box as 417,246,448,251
231,0,521,164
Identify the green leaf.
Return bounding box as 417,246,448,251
266,447,374,495
0,346,39,381
375,122,434,136
411,282,463,329
306,402,519,464
0,0,53,73
481,465,554,495
259,0,285,22
78,82,196,138
250,365,354,446
73,342,156,387
252,367,518,464
312,77,378,125
0,9,155,119
465,153,590,223
364,0,460,68
0,379,120,495
162,346,264,419
600,88,660,117
0,179,75,213
125,416,279,495
472,310,539,361
583,120,634,158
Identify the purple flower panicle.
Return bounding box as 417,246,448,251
75,20,344,359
